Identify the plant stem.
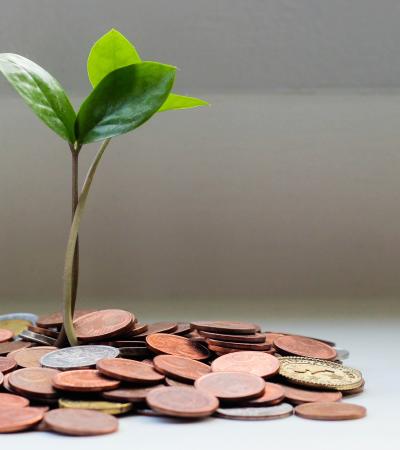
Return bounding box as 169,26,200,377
63,138,111,346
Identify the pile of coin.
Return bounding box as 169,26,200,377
0,310,367,435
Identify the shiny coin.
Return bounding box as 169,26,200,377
240,382,285,406
0,392,30,408
0,340,31,355
195,372,265,402
215,403,293,420
44,408,118,436
0,328,13,342
211,351,280,378
277,383,342,404
19,330,56,346
97,358,165,384
59,398,132,415
0,356,17,373
206,338,270,351
199,330,267,343
153,355,211,383
334,347,350,360
295,401,367,420
0,320,31,336
132,322,178,339
13,346,57,368
36,309,94,329
9,367,60,398
0,406,44,432
103,385,160,403
28,325,59,339
40,345,119,370
147,386,219,418
274,335,336,360
52,369,120,392
190,321,257,335
146,333,209,360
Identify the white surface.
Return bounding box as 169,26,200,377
1,317,398,450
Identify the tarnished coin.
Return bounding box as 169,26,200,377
44,408,118,436
59,398,132,415
240,382,285,406
74,309,134,342
0,328,13,342
0,406,44,432
0,340,31,355
97,358,165,384
195,372,265,401
0,392,30,408
13,346,57,368
277,383,342,404
102,385,160,403
211,351,280,378
40,345,119,370
9,367,60,398
19,330,56,346
190,321,257,335
153,355,211,382
52,369,120,392
199,330,267,343
206,339,271,351
37,309,94,329
147,386,219,418
146,333,209,360
274,335,337,360
278,356,363,391
295,401,367,420
342,380,365,396
28,325,59,339
215,403,293,421
132,322,178,339
0,356,17,373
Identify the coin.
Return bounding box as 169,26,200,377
274,335,337,360
102,385,160,403
0,406,44,432
0,392,30,408
190,321,257,335
0,340,31,355
19,329,56,346
97,358,165,384
0,356,17,373
195,372,265,401
0,328,13,342
59,398,132,415
147,386,219,418
0,372,3,386
240,382,285,406
44,408,118,436
13,346,57,368
211,351,280,378
9,367,60,398
199,331,267,343
52,369,120,392
215,403,293,421
206,339,271,351
153,355,211,383
36,309,94,329
0,320,31,335
295,401,367,420
334,347,350,360
278,356,363,391
265,332,285,345
120,322,149,338
172,323,192,336
132,322,178,339
165,377,191,387
28,325,59,339
277,383,343,404
146,333,209,360
40,345,119,370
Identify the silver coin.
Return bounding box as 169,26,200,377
334,347,350,360
19,330,56,346
0,312,38,324
40,345,119,370
215,403,293,420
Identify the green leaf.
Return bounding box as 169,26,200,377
159,93,209,112
87,29,141,87
0,53,76,142
76,62,176,144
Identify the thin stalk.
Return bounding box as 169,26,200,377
63,138,111,346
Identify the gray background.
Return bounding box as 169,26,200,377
1,1,400,315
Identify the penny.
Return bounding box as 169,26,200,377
52,369,120,392
277,383,343,404
118,347,152,358
206,339,271,351
342,380,365,396
0,340,31,355
28,325,59,339
40,345,119,370
211,351,280,378
240,382,285,406
9,367,60,398
37,309,95,329
172,323,192,336
19,330,56,346
0,392,30,408
153,355,211,383
59,398,132,415
146,333,209,360
103,385,160,403
44,408,118,436
267,330,336,347
2,373,14,392
97,358,165,384
190,321,257,335
295,402,367,420
0,372,3,386
199,330,267,343
147,386,219,418
265,332,285,346
195,372,265,401
13,346,57,368
274,335,337,360
165,377,191,387
0,406,44,432
120,322,149,338
132,322,178,339
0,356,17,373
215,403,293,421
0,328,13,342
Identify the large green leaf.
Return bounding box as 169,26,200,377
76,62,176,144
87,29,141,87
159,93,209,112
0,53,76,142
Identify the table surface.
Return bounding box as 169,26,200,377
1,316,398,450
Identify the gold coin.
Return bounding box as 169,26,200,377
58,398,132,415
278,356,363,391
0,320,31,335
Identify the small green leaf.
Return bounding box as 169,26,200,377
76,62,176,144
159,93,209,112
87,29,141,87
0,53,76,142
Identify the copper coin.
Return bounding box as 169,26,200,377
278,383,342,404
37,309,95,328
274,335,337,360
2,372,14,392
9,367,60,398
267,330,336,347
132,322,178,339
120,322,148,338
0,392,30,408
13,346,57,368
172,323,192,336
195,372,265,401
153,355,211,383
0,406,44,432
146,333,210,360
206,339,271,351
215,403,293,421
74,309,134,342
165,377,191,387
342,380,365,396
0,356,17,373
0,340,31,355
103,385,160,403
108,340,147,347
28,325,59,339
0,328,13,342
97,358,165,384
295,402,367,420
240,382,285,406
44,408,118,436
199,330,267,343
147,386,219,418
209,345,241,354
265,332,285,346
52,369,120,392
0,372,3,386
190,321,257,335
211,351,280,378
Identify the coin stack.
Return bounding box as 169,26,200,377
0,310,366,435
